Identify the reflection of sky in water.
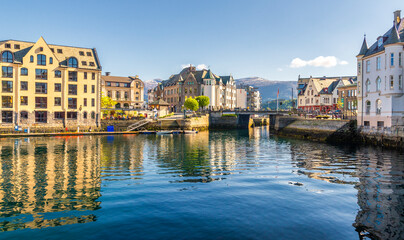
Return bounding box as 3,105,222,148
0,129,402,240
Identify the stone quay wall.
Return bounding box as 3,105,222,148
360,126,404,149
159,114,209,131
273,116,358,143
0,113,99,134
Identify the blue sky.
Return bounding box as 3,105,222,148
2,0,403,81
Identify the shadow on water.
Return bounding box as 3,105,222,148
0,127,402,239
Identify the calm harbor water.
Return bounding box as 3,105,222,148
0,127,403,240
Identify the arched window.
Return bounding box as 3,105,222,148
365,79,371,93
2,51,13,62
37,54,46,65
49,57,53,64
376,99,382,115
83,112,87,119
91,111,95,119
123,103,129,108
21,68,28,76
30,55,34,62
115,103,121,109
376,77,381,91
116,91,120,99
68,57,78,68
366,101,371,114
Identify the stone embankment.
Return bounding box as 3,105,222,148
360,126,404,149
158,114,209,131
273,116,360,144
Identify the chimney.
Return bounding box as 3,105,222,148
394,10,401,24
105,72,110,76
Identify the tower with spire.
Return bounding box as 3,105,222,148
356,10,404,130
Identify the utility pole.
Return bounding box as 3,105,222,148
291,87,294,110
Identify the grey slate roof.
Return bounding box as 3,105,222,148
362,19,403,57
158,67,231,88
358,37,368,56
13,46,32,62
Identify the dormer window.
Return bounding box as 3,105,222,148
89,62,95,66
57,49,63,54
86,52,92,56
68,57,78,68
14,44,20,50
377,37,383,47
5,43,11,48
39,47,43,51
79,51,85,56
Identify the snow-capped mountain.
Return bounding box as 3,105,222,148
144,77,297,101
235,77,297,101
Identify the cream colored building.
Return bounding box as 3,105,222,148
0,37,102,131
101,73,144,109
357,10,404,128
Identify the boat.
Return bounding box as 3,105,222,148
183,130,198,134
156,131,173,135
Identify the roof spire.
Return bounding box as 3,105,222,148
358,34,368,56
384,22,401,46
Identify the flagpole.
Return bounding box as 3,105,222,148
276,88,279,113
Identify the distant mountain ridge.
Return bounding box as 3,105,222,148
144,77,297,101
235,77,297,101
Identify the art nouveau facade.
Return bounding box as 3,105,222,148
148,66,237,111
101,73,144,109
0,37,102,130
297,76,355,112
357,10,404,128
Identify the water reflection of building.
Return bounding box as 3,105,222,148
353,149,404,240
100,135,145,180
0,137,102,231
289,142,404,239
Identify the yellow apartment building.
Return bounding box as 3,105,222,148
0,37,102,131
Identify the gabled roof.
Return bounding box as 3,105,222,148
101,75,142,83
362,18,404,57
220,76,232,85
0,37,101,69
156,66,232,88
13,46,32,62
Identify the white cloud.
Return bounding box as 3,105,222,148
277,68,283,72
289,56,348,68
181,64,209,70
196,64,208,70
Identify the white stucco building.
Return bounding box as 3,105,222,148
236,88,247,109
357,10,404,128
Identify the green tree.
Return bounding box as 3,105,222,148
337,98,344,110
195,96,210,110
101,93,117,117
184,97,199,111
